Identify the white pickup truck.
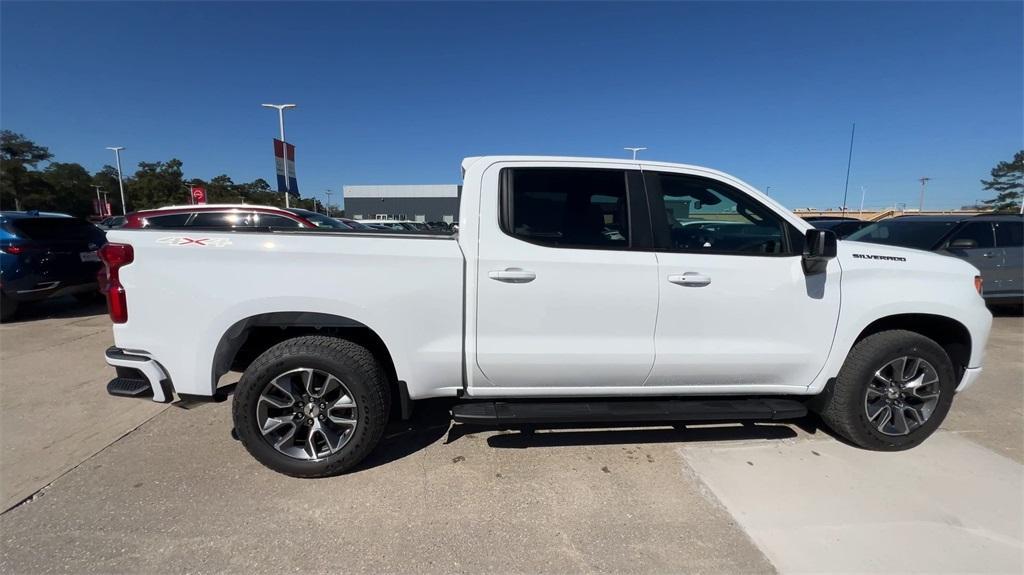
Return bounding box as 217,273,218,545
101,156,992,477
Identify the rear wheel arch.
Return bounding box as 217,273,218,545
852,313,971,379
212,312,399,404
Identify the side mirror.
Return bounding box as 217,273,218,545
949,238,978,249
803,228,837,274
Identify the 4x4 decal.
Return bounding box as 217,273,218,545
156,236,233,247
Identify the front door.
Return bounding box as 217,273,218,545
942,221,1001,291
474,166,659,389
642,169,841,388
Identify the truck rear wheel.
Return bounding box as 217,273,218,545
817,329,956,451
232,335,391,477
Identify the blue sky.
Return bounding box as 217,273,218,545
2,1,1021,210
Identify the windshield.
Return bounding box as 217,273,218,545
846,220,957,250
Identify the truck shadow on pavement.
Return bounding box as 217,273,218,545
350,398,805,472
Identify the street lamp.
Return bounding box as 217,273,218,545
106,146,127,214
261,103,297,208
324,189,333,217
624,147,647,160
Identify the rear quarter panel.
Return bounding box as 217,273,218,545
107,229,464,398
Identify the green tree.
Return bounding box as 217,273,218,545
1,131,53,210
127,159,184,211
40,162,95,216
981,150,1023,212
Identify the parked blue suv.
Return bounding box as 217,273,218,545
1,211,107,321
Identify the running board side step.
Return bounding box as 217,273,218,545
451,398,807,426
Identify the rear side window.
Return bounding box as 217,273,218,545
994,221,1023,247
501,168,629,249
187,212,256,228
254,214,302,228
7,217,99,241
948,222,995,249
142,213,191,228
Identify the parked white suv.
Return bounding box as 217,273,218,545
99,156,992,476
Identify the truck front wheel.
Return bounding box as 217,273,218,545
817,329,957,451
232,335,391,477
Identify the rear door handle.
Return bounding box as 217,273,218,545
489,268,536,283
668,272,711,287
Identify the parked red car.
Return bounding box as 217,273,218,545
122,204,317,229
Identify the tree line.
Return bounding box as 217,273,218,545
2,130,1021,216
0,131,326,217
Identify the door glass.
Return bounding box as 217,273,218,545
949,222,995,248
653,173,785,254
504,168,629,248
994,221,1023,247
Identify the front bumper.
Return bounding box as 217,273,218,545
104,347,173,403
955,366,983,394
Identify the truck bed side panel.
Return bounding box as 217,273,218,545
107,230,464,399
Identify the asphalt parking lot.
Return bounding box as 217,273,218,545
1,298,1021,574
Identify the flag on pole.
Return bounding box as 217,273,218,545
273,139,300,197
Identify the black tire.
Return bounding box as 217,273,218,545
232,335,391,477
0,293,18,323
816,329,956,451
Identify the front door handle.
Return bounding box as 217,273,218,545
489,268,536,283
981,252,996,258
668,272,711,287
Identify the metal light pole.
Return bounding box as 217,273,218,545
859,185,867,215
106,146,127,214
262,103,297,208
918,177,931,212
90,185,105,216
624,147,647,160
324,189,333,217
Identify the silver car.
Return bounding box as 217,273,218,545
846,214,1023,306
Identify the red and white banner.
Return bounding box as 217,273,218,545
273,139,299,196
191,186,207,205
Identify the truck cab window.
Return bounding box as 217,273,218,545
651,172,786,255
503,168,629,249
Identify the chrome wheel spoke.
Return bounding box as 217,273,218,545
865,398,888,421
873,405,893,431
890,407,911,435
260,378,297,409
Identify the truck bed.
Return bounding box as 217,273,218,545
107,227,465,399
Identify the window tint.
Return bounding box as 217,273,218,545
994,221,1023,247
504,168,629,248
7,217,99,241
187,211,256,228
651,172,785,254
949,222,994,248
142,213,191,228
255,214,302,228
847,220,957,250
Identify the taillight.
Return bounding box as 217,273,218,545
98,243,133,323
974,275,984,295
1,245,27,255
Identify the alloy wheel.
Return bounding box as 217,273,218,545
256,367,358,460
864,356,941,436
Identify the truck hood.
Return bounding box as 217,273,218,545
837,240,980,276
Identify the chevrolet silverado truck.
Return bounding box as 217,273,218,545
100,156,992,477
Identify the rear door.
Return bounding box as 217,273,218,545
474,164,659,389
643,169,840,389
993,220,1023,297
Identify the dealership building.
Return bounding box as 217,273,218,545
343,184,461,223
